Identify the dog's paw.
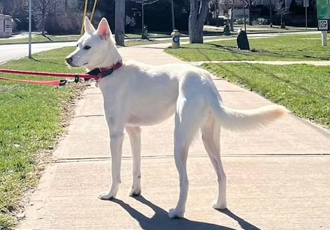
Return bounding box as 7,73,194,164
168,208,184,219
98,191,116,200
129,187,141,197
212,201,227,210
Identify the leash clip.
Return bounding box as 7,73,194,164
59,80,68,86
74,74,80,83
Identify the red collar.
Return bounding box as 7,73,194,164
87,61,123,80
99,61,123,72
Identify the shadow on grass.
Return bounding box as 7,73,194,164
41,34,53,42
184,42,323,61
249,63,330,100
29,57,66,66
210,43,292,60
137,46,170,50
111,196,261,230
209,63,329,101
177,43,279,61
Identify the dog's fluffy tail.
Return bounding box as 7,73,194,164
207,88,288,131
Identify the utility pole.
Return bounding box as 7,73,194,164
28,0,32,59
142,0,145,31
243,6,247,31
171,0,175,30
81,0,89,34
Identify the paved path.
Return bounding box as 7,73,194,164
18,44,330,230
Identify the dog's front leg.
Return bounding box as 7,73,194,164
126,126,142,196
99,115,125,200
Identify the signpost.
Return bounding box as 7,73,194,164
28,0,32,58
303,0,309,30
317,0,330,46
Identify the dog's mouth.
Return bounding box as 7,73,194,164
66,62,88,68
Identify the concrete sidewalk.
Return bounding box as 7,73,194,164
18,44,330,230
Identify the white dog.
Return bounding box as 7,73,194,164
66,17,287,218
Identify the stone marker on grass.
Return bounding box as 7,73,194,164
237,28,250,50
223,24,231,36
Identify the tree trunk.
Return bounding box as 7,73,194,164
269,6,273,25
115,0,125,46
41,5,46,35
189,0,209,44
248,0,252,25
215,0,219,27
230,8,234,31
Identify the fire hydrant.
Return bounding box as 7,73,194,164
171,29,181,49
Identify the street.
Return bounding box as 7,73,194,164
0,42,75,64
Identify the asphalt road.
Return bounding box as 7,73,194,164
0,42,75,64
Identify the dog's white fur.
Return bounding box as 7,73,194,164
66,17,287,218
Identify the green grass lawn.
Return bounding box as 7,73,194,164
0,47,83,229
0,35,80,45
165,34,330,61
203,63,330,128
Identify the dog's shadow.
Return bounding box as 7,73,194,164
111,196,261,230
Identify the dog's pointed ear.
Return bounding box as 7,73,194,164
84,16,95,33
96,18,111,40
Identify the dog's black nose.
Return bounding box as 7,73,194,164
66,57,73,64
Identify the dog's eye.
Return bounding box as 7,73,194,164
84,45,91,50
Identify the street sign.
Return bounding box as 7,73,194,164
318,19,329,30
317,0,330,19
317,0,330,30
304,0,309,7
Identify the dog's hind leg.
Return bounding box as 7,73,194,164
126,126,142,196
168,95,207,219
201,114,227,210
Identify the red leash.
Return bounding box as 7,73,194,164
0,76,67,86
0,68,91,79
0,62,123,86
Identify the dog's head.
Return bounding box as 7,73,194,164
66,17,118,70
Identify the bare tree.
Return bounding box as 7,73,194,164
266,0,275,26
241,0,256,25
115,0,125,46
275,0,288,28
131,0,162,38
33,0,51,35
0,0,26,16
219,0,236,31
209,0,221,26
241,0,257,30
189,0,210,43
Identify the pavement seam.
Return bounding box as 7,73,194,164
53,153,330,164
